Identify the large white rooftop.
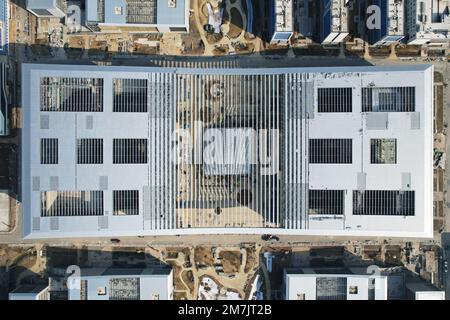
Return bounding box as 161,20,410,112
22,64,433,239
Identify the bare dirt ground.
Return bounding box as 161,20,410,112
150,245,261,299
220,251,241,273
194,246,215,266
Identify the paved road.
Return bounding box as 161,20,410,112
441,232,450,299
15,50,374,68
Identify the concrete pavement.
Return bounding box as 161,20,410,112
441,232,450,299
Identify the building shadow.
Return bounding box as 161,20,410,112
4,0,376,62
0,247,47,299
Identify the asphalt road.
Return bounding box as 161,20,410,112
441,232,450,299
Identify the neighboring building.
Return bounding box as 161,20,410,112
26,0,65,18
270,0,294,43
22,64,433,239
68,267,173,300
296,0,314,39
284,269,445,300
406,0,450,45
0,63,9,136
367,0,405,45
85,0,190,33
284,268,389,300
9,284,50,300
405,282,446,300
319,0,349,44
0,267,8,299
0,0,8,55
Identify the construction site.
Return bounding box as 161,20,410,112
0,238,446,300
0,0,450,301
4,0,447,62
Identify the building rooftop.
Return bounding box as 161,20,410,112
26,0,59,9
9,283,50,300
387,0,405,36
320,0,349,43
274,0,293,32
407,0,450,44
10,284,49,294
156,0,187,26
22,64,433,239
68,267,173,300
368,0,405,45
285,267,446,300
89,0,187,26
327,0,349,33
414,291,446,300
0,0,8,55
26,0,65,18
284,268,389,300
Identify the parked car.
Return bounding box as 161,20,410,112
261,234,280,241
110,238,121,244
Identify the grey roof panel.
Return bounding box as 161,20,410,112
366,113,388,130
156,0,186,25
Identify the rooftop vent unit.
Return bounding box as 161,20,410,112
97,287,107,295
